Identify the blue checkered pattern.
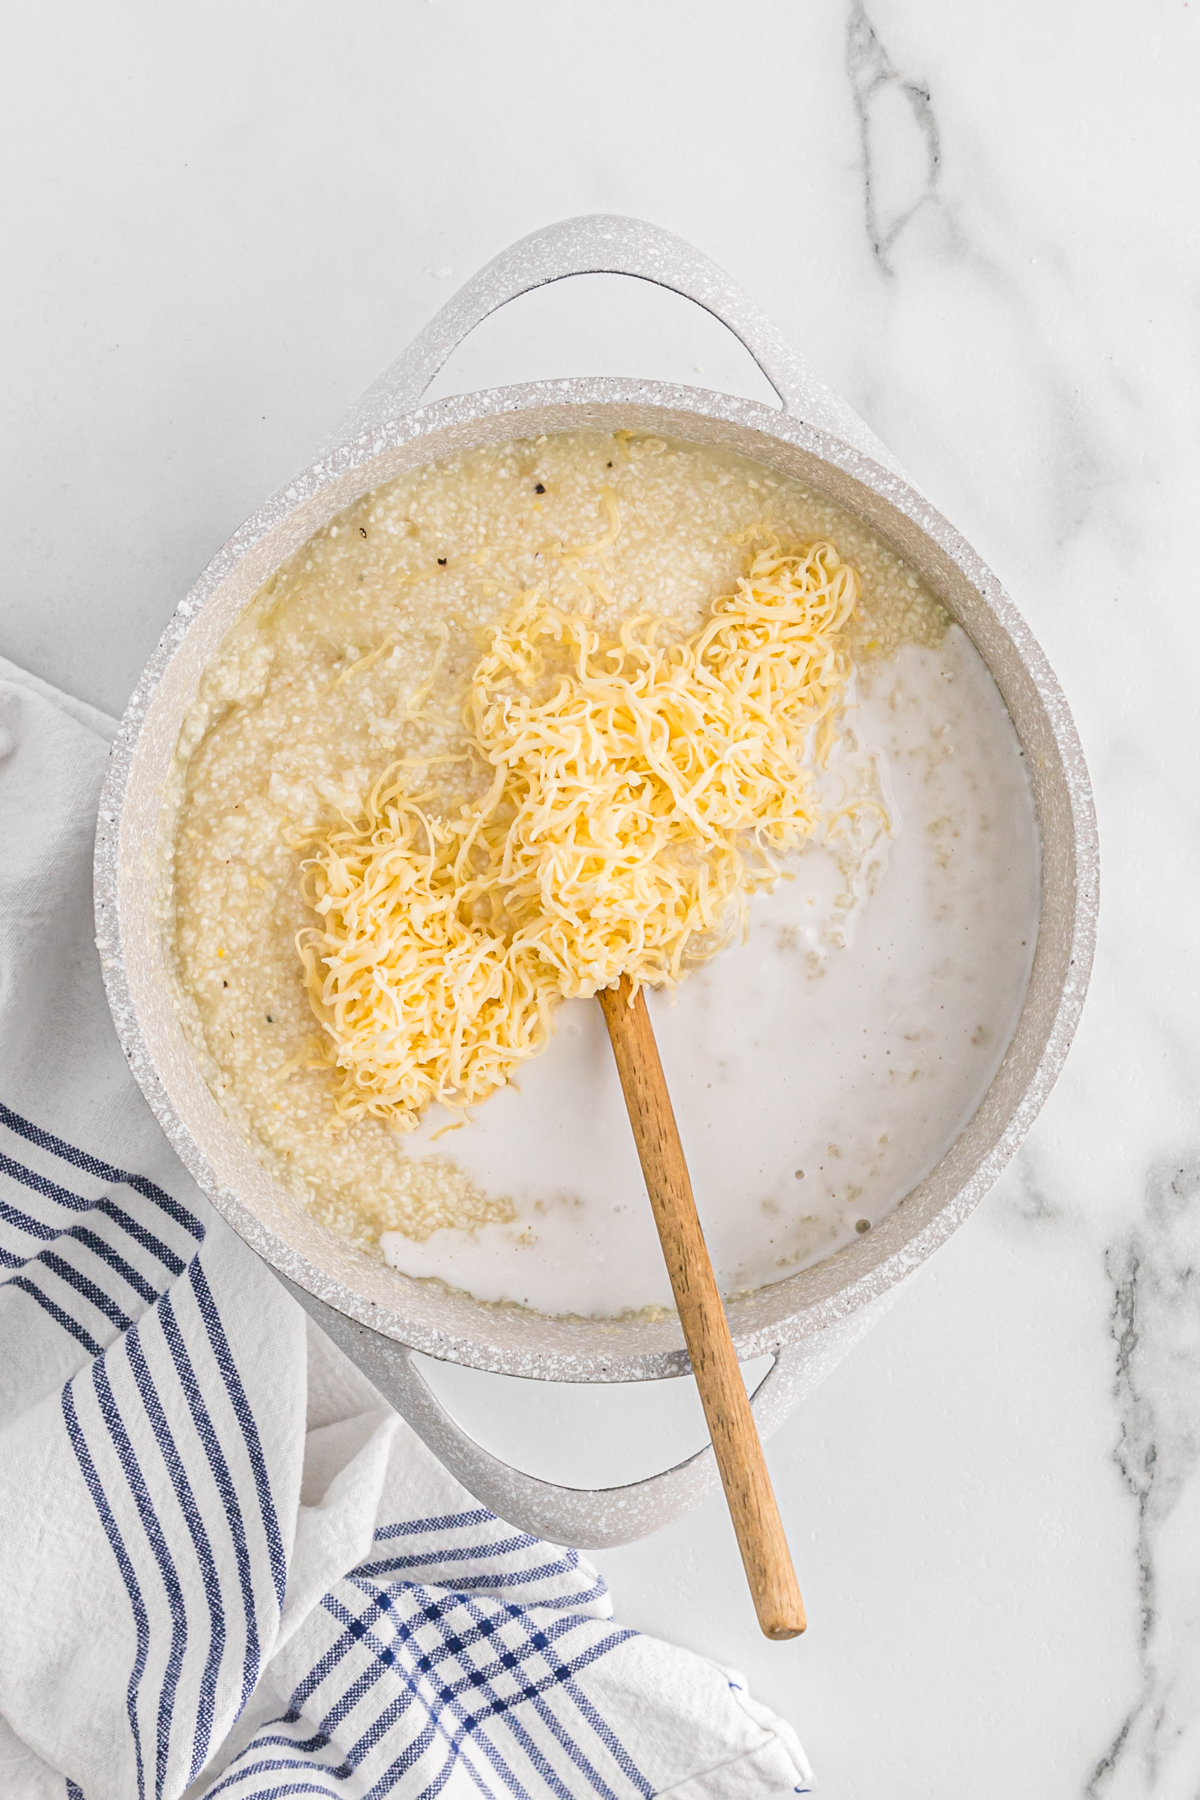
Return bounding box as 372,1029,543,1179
211,1557,648,1799
0,1100,648,1800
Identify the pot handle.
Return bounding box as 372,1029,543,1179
333,213,899,471
279,1272,812,1549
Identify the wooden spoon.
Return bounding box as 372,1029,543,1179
598,975,806,1640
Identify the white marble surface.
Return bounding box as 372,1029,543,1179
3,2,1199,1793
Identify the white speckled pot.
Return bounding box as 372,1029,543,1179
94,217,1098,1547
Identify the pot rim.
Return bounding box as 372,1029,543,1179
95,375,1098,1382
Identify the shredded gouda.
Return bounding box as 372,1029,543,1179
298,526,860,1129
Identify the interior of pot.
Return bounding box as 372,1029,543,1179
99,384,1095,1382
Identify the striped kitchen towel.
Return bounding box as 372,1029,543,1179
0,656,813,1800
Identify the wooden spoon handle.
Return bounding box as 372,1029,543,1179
598,977,806,1640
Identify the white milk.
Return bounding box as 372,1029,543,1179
380,625,1040,1314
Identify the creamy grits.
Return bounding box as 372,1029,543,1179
164,430,1039,1317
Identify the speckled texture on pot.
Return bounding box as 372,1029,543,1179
93,218,1098,1544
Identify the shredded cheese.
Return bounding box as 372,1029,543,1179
298,523,860,1130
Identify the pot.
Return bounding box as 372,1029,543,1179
95,216,1097,1547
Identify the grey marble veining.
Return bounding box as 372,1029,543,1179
827,7,1200,1794
1089,1157,1200,1795
2,0,1197,1791
846,1,942,274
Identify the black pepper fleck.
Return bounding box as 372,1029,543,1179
437,557,447,566
266,1015,274,1023
533,483,545,494
222,980,228,988
359,526,367,538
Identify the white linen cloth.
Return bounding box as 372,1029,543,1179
0,658,813,1800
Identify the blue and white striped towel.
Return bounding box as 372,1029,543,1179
0,658,813,1800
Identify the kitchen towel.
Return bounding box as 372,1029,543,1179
0,656,813,1800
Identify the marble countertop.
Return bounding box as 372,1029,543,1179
3,2,1198,1793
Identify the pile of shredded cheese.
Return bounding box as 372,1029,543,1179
298,520,860,1129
